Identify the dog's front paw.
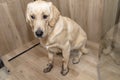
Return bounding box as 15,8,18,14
43,63,53,73
72,57,80,64
61,68,69,76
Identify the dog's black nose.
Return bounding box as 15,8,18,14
35,30,43,37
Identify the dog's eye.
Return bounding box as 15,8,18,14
31,15,35,19
43,15,48,19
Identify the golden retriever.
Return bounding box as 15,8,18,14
26,0,88,76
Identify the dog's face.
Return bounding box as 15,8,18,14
26,1,60,38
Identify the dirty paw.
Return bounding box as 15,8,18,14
43,64,53,73
61,68,69,76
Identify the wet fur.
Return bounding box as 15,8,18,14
26,0,88,76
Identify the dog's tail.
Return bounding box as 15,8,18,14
81,47,89,54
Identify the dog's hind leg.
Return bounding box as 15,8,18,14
72,40,88,64
72,50,83,64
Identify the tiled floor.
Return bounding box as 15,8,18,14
2,45,98,80
99,54,120,80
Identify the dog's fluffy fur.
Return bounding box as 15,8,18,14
26,0,88,76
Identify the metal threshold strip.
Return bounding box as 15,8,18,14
8,43,40,62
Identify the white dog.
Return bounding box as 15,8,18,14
26,0,88,76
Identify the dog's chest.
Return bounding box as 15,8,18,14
40,36,62,54
46,45,62,53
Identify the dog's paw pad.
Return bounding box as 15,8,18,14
72,58,80,64
61,68,69,76
43,64,53,73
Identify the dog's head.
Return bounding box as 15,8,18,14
26,1,60,38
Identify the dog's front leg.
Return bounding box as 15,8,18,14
43,51,54,73
61,47,70,76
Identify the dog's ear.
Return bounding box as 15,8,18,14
26,6,30,24
49,2,60,27
26,5,33,27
